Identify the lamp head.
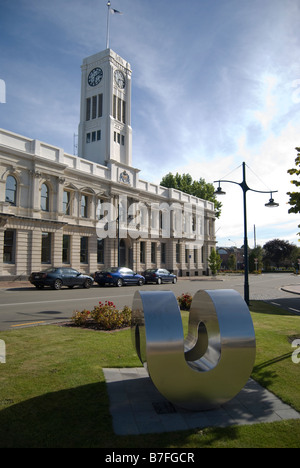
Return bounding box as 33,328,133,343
265,193,279,208
214,183,226,196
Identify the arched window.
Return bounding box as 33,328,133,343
5,175,17,205
81,194,88,218
41,183,49,211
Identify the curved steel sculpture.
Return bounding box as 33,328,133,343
132,289,256,410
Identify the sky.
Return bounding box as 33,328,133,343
1,0,300,249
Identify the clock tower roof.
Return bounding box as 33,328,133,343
81,48,131,72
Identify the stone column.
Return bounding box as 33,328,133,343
15,229,30,276
52,229,63,267
71,233,80,271
88,232,98,274
0,226,4,276
29,229,42,272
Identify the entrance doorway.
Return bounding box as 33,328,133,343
119,239,133,269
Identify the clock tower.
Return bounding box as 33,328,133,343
78,48,132,167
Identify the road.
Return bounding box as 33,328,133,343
0,273,299,331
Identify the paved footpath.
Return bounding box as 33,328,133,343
0,278,299,294
282,284,300,295
103,368,300,435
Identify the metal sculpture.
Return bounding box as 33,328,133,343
132,289,256,410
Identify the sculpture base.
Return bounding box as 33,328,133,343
103,367,300,435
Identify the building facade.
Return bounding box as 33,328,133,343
0,49,216,280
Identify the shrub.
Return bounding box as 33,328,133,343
91,300,131,330
71,309,91,326
71,301,131,331
177,293,193,311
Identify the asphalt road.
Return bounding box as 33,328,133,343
0,273,299,331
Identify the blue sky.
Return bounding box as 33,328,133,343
1,0,300,248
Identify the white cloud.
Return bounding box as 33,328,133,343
1,0,300,245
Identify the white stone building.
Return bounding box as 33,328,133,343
0,48,216,280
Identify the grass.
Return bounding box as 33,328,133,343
0,301,299,447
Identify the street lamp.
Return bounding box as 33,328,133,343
214,162,279,305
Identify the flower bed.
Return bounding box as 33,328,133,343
71,300,131,331
177,293,193,311
71,293,194,331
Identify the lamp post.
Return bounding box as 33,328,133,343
214,162,279,305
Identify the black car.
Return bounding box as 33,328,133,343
29,267,94,290
95,267,145,287
143,268,177,284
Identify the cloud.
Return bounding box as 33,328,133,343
1,0,300,245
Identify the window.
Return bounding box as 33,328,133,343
62,235,70,263
98,94,103,118
161,243,166,264
194,248,198,264
81,195,88,218
97,238,104,263
63,191,71,215
113,95,126,123
185,247,189,264
41,232,51,264
5,175,17,205
117,97,121,121
3,230,15,263
151,242,156,263
80,237,88,263
176,243,180,263
41,183,49,211
114,131,122,144
113,95,117,118
192,214,196,232
86,130,101,144
86,98,91,121
122,101,126,124
92,95,97,119
86,94,103,121
140,241,146,263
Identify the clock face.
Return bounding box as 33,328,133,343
88,67,103,87
114,70,126,89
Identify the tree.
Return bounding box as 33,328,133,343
228,253,237,271
249,246,264,272
290,244,300,270
160,172,222,218
208,248,222,275
287,148,300,238
263,239,295,268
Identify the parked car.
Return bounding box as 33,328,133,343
95,267,145,287
29,267,94,290
143,268,177,284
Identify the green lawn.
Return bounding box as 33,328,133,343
0,301,299,448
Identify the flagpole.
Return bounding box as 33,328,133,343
106,1,111,49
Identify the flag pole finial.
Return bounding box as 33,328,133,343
106,2,123,49
106,1,111,49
